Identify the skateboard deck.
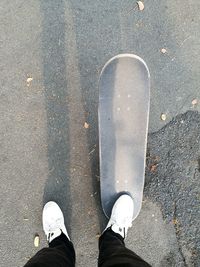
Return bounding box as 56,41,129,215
99,54,150,220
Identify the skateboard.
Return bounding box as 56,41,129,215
99,54,150,221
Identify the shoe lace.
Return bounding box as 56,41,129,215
47,218,62,232
47,232,54,242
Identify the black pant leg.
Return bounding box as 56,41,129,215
24,233,75,267
98,228,151,267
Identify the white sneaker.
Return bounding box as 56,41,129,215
42,201,70,243
104,194,134,239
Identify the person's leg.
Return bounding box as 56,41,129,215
98,195,151,267
24,233,75,267
24,202,75,267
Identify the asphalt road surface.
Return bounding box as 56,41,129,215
0,1,199,266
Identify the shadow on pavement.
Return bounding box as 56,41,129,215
40,1,72,235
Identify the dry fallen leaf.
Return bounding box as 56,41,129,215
161,48,167,54
34,234,40,247
172,218,179,226
27,77,33,83
161,113,167,121
84,122,89,129
150,164,157,172
27,77,33,87
137,1,144,11
192,99,198,106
